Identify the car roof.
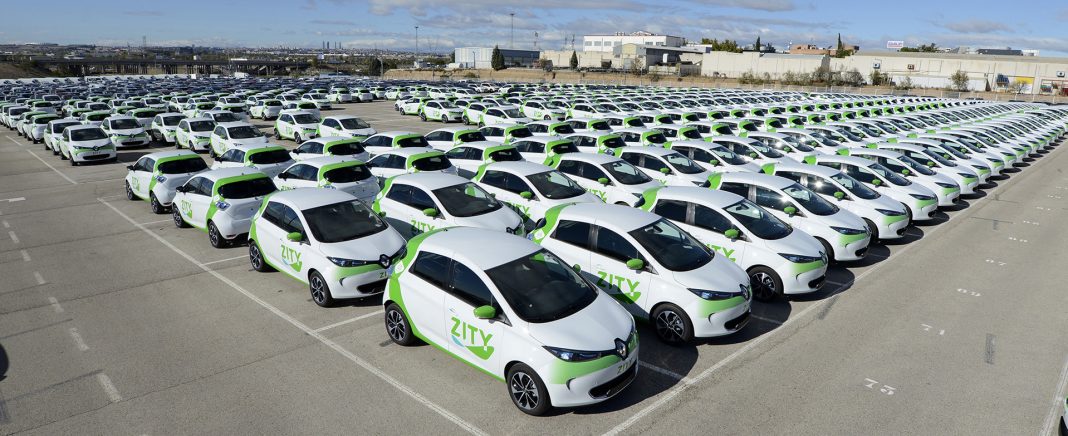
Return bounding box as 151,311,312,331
197,167,266,181
428,126,477,134
230,142,284,152
721,171,795,189
66,124,102,132
557,203,658,231
268,187,356,210
816,154,877,167
617,146,677,157
419,227,538,270
298,156,363,167
654,186,746,209
558,152,620,164
373,130,418,138
377,147,436,157
390,172,467,190
142,150,199,160
483,161,554,176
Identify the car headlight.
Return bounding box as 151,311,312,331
778,253,823,263
875,208,905,216
631,192,643,198
908,193,935,200
830,226,866,235
934,182,957,188
957,172,974,178
327,256,375,267
543,346,612,362
688,288,741,300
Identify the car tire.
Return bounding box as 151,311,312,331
149,193,166,214
420,113,427,122
462,115,470,125
207,221,228,248
309,271,334,307
51,147,58,156
652,303,694,344
863,218,880,241
749,266,784,301
248,242,273,272
294,132,302,143
544,115,551,120
507,363,552,416
69,158,78,166
172,205,189,228
441,115,449,123
274,130,282,140
384,303,418,346
125,182,137,201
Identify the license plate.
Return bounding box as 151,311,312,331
617,356,635,374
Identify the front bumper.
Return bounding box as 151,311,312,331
689,298,751,337
783,260,828,295
540,348,638,407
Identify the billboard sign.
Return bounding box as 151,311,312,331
886,41,905,49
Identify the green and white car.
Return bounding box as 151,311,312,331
472,161,603,222
479,107,534,126
318,115,376,138
362,131,432,156
125,150,209,213
548,153,662,206
290,136,369,162
807,155,939,221
872,142,980,195
531,203,752,342
383,227,638,415
58,125,116,165
419,100,464,123
444,142,524,178
638,187,827,300
148,112,186,144
249,189,406,306
209,122,268,157
366,148,458,184
273,157,379,204
273,110,320,142
211,143,295,178
373,173,524,238
616,147,713,186
44,118,82,155
100,115,151,148
479,124,535,145
841,147,961,206
175,118,216,152
249,99,283,120
172,168,277,248
710,172,871,262
665,141,763,173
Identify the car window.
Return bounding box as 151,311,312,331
280,205,305,234
481,170,530,194
221,149,244,163
287,164,316,181
298,141,324,154
183,177,204,196
593,226,642,263
693,204,734,233
411,251,451,289
552,220,590,248
719,182,750,198
448,261,494,308
195,179,214,196
262,201,286,228
653,199,688,222
754,186,791,212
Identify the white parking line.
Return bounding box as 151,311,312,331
34,271,45,285
98,198,488,436
48,296,64,313
0,197,25,203
313,310,383,333
8,231,18,244
20,249,31,262
138,219,172,226
96,373,122,403
68,327,89,351
638,361,691,382
1039,352,1068,436
6,137,23,148
24,149,77,185
749,314,783,325
200,255,247,266
2,220,8,228
98,194,126,201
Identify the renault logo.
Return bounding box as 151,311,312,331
378,254,391,268
615,338,628,359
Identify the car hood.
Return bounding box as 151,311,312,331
670,253,750,294
110,128,145,135
756,226,826,256
70,138,112,147
318,226,405,262
526,291,633,351
230,137,268,146
453,207,523,232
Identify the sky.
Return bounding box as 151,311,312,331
4,0,1068,56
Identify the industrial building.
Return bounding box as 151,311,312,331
581,31,686,53
452,47,540,69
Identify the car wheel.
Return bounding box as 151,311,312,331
172,206,189,228
51,147,58,156
441,115,449,123
208,148,216,159
462,116,470,125
294,132,302,143
863,218,880,241
652,303,694,344
207,221,228,248
384,303,418,346
419,113,427,122
749,266,784,301
544,115,551,120
249,242,273,272
478,122,485,128
149,193,166,214
70,158,78,166
274,130,282,140
815,237,835,262
507,363,552,416
125,182,137,201
309,271,334,307
59,151,68,160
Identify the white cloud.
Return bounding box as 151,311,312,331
942,19,1012,34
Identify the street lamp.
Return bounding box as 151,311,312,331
510,13,515,49
415,26,420,63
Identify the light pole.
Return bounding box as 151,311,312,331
510,13,515,49
414,26,419,64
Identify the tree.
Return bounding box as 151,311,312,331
835,33,849,58
949,69,969,91
630,56,644,76
869,70,888,86
843,68,865,86
369,57,383,76
755,36,762,52
569,51,578,70
894,76,914,91
900,43,938,53
449,52,455,63
490,45,505,71
1009,78,1028,95
699,38,743,53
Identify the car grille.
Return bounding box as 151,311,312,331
725,311,751,331
83,154,110,161
589,362,637,399
809,276,826,289
357,279,387,295
854,246,868,258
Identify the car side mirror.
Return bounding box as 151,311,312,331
423,207,439,217
520,191,533,199
625,258,644,270
724,228,740,240
901,169,910,176
659,167,670,174
213,155,222,161
927,161,935,167
572,264,581,273
872,179,882,186
126,165,134,171
784,206,798,216
783,146,792,152
708,159,720,166
377,210,387,218
473,305,496,319
748,152,758,159
286,231,302,242
278,173,289,180
597,177,610,186
833,191,846,200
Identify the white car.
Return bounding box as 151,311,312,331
397,98,427,116
419,100,464,123
58,125,116,165
526,121,576,137
318,115,376,138
444,142,524,178
172,168,277,248
273,157,379,204
175,118,216,152
761,161,910,240
478,106,533,126
710,172,871,262
616,147,713,187
372,173,524,238
44,118,82,155
249,99,283,120
709,136,794,166
873,142,981,195
327,87,353,103
531,203,752,342
747,131,820,162
548,153,662,206
843,148,962,207
366,148,458,183
520,100,567,121
638,187,828,300
124,150,209,213
148,112,186,144
209,122,268,157
665,141,763,173
479,124,535,144
423,127,489,151
290,137,369,162
361,131,432,156
274,110,320,143
211,143,295,178
808,155,939,221
511,137,576,164
472,161,603,223
100,115,151,148
248,188,405,306
382,227,637,415
301,93,332,109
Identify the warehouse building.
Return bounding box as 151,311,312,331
831,51,1068,95
582,31,686,53
453,47,540,69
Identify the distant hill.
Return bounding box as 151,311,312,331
0,62,56,79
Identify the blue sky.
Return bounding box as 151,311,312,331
4,0,1068,56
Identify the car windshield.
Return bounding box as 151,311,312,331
396,136,430,148
779,136,815,152
293,114,319,124
724,199,792,240
304,200,386,243
110,119,140,130
628,218,714,271
162,116,184,126
189,121,215,132
432,182,502,217
681,128,702,139
228,126,261,139
486,249,597,323
456,131,486,142
503,108,523,118
209,112,238,123
867,162,910,186
218,177,275,199
248,149,292,164
339,118,370,129
645,133,668,144
664,153,705,174
489,147,523,162
411,154,451,171
551,124,575,135
327,141,365,155
53,122,80,133
70,129,107,141
829,172,879,199
744,141,784,158
782,183,838,216
920,149,956,167
509,127,532,138
527,170,587,199
158,157,208,174
602,160,652,185
323,164,372,183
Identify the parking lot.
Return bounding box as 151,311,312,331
1,99,1067,435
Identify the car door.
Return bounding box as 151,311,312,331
688,201,747,263
403,250,449,346
275,204,309,277
277,114,293,138
443,258,502,373
445,146,481,177
557,160,610,202
130,157,155,199
211,126,229,154
183,177,214,229
588,224,650,314
255,200,289,272
291,140,323,160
